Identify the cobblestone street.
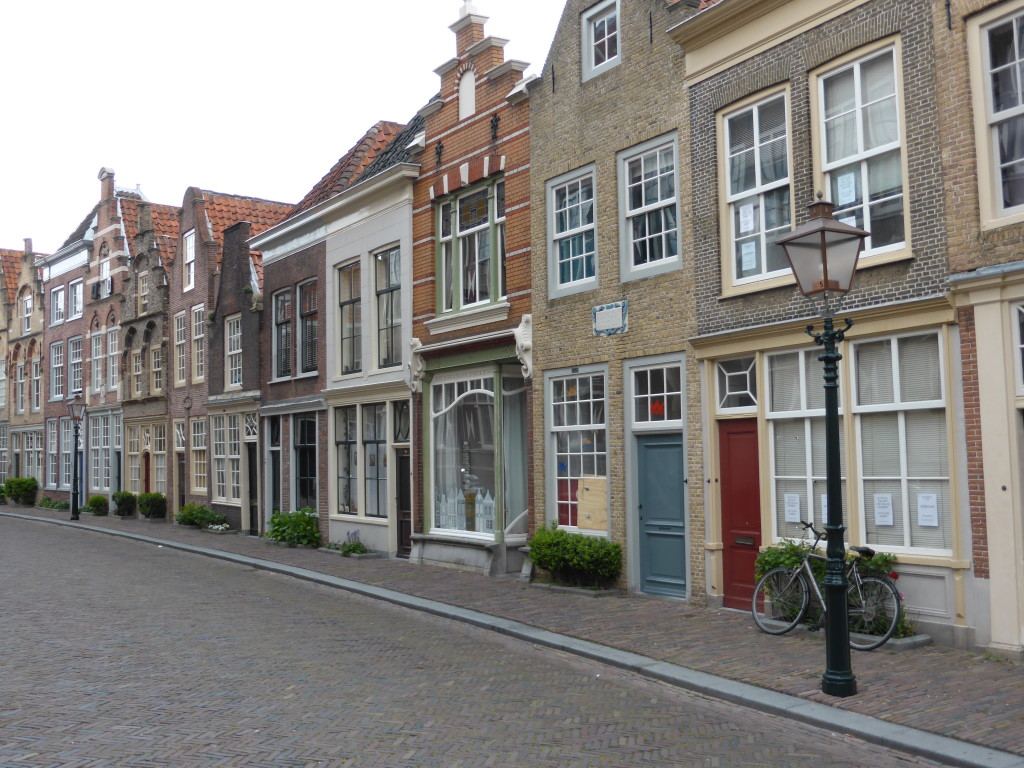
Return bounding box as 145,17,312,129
0,516,956,767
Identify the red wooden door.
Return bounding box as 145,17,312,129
719,419,761,610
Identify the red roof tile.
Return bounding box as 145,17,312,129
697,0,722,8
195,191,293,273
0,248,22,306
288,121,405,218
119,197,181,269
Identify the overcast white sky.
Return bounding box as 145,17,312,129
1,1,565,255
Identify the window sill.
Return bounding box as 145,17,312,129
329,514,389,526
425,301,510,335
294,371,319,380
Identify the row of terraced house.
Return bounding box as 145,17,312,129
4,0,1024,659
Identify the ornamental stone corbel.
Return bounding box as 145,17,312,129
409,337,425,393
513,314,532,380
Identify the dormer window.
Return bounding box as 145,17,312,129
582,0,620,82
459,70,477,120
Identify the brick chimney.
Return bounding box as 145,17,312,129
22,238,32,257
451,0,486,56
98,167,115,200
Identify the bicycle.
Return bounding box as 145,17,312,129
750,520,902,651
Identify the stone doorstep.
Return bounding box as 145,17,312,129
529,581,622,598
759,618,933,651
316,547,382,559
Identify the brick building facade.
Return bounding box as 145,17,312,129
408,3,534,574
528,0,700,598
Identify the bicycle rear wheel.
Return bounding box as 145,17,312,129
751,567,809,635
847,575,901,651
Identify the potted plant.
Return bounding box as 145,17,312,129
112,491,137,518
137,492,167,520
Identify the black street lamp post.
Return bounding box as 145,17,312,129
777,196,869,699
67,397,86,521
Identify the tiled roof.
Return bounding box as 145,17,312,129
359,113,425,182
287,121,405,218
119,197,181,269
0,249,23,305
250,252,263,292
59,204,100,251
200,191,292,254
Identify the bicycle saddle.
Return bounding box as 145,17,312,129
849,545,875,558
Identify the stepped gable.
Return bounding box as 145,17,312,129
119,197,180,268
287,120,405,218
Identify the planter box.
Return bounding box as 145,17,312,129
201,528,235,535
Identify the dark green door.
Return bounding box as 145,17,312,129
638,434,686,597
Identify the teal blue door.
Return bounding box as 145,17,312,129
638,434,686,597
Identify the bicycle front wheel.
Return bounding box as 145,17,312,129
751,567,809,635
847,575,901,651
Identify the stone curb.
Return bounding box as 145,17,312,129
6,511,1023,768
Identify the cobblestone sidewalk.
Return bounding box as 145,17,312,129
7,506,1023,762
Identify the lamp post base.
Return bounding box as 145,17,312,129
822,670,857,698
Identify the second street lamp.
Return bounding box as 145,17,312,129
66,396,87,522
777,195,869,699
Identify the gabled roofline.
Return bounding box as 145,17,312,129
248,163,420,251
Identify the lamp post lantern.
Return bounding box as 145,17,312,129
66,396,87,521
777,196,869,699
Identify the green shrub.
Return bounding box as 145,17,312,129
112,491,137,516
336,530,369,556
528,522,622,588
266,508,321,547
37,496,71,510
6,477,39,505
87,494,109,515
175,503,225,528
754,539,899,581
137,493,167,519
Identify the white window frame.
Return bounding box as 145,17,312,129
629,361,684,428
174,312,187,386
153,424,167,494
91,333,104,393
151,347,164,394
546,365,608,533
437,183,505,314
617,135,681,281
16,363,24,414
138,272,150,315
766,348,846,541
60,418,72,489
191,417,207,492
31,359,40,412
548,165,598,299
0,364,7,409
183,229,196,291
723,92,793,286
191,305,205,382
50,342,64,400
51,286,65,325
69,337,83,394
581,0,620,82
375,248,401,369
851,331,951,556
132,350,144,397
21,293,32,335
69,280,83,319
46,419,58,489
337,261,361,376
225,314,243,389
107,328,119,392
817,44,906,256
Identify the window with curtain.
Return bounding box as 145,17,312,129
299,282,318,374
726,94,791,283
767,349,847,539
622,140,678,271
376,248,401,368
984,11,1024,212
552,173,596,288
274,292,292,378
550,372,607,528
502,370,529,537
335,406,358,514
820,48,904,252
294,414,317,510
436,182,504,313
338,263,361,374
854,333,950,553
363,403,387,518
432,374,497,534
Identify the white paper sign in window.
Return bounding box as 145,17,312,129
874,493,894,526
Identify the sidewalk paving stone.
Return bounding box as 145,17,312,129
7,505,1023,766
